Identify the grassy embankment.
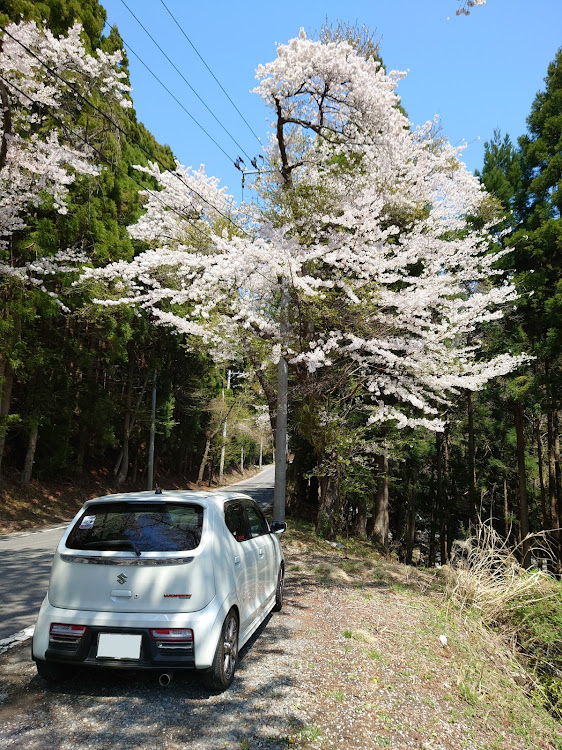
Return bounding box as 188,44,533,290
284,519,562,748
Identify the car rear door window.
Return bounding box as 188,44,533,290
66,502,203,552
225,503,251,542
245,503,269,538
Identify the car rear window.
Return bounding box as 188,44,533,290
66,502,203,553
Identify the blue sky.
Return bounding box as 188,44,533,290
101,0,562,202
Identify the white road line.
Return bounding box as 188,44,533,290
0,525,66,541
0,625,34,655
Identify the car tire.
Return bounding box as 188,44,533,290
36,660,72,683
272,566,284,612
203,609,239,691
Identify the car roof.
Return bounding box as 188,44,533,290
82,490,253,512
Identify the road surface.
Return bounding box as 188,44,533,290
219,463,274,508
0,466,275,643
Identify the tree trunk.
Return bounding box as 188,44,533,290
554,411,562,537
316,449,341,540
547,411,559,529
405,471,418,566
436,432,447,565
443,431,453,560
113,448,124,478
514,403,530,568
535,416,547,528
21,420,39,485
147,373,157,491
316,474,339,540
76,426,88,474
438,430,451,564
118,371,149,486
0,361,14,476
218,369,231,485
555,412,562,569
467,391,477,526
353,489,375,540
197,437,212,485
428,502,437,568
117,416,131,486
116,367,134,486
218,417,227,485
503,475,510,539
371,453,389,548
353,508,369,539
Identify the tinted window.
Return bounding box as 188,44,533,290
225,503,250,542
66,502,203,552
245,503,269,538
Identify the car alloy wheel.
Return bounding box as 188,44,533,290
273,566,284,612
204,609,239,691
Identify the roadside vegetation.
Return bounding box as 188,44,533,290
283,518,562,747
445,524,562,720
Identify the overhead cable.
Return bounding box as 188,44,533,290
0,71,216,243
0,24,248,235
159,0,263,147
103,20,234,165
118,0,253,163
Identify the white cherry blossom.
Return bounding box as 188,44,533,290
85,31,524,431
0,20,130,265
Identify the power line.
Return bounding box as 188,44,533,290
2,74,276,296
159,0,263,148
102,20,265,210
103,20,235,165
0,23,248,235
0,71,214,244
117,0,254,164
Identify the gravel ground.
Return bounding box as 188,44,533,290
1,535,561,750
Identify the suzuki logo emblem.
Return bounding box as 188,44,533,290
117,573,127,585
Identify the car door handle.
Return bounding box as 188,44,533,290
110,589,132,598
259,548,264,557
234,556,240,565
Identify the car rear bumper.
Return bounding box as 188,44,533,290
32,595,232,670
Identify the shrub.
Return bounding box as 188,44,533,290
446,522,562,717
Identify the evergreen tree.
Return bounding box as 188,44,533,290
478,49,562,565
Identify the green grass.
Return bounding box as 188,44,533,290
298,725,322,741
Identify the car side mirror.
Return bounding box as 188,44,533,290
270,521,287,535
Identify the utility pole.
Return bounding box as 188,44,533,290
218,369,231,485
273,286,289,523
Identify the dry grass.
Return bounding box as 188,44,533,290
445,522,558,625
444,521,562,721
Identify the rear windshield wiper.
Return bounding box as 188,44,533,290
81,539,142,557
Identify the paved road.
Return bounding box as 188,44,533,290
0,467,275,643
0,525,68,642
219,463,275,508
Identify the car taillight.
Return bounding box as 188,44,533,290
48,623,88,651
50,623,88,637
149,628,193,642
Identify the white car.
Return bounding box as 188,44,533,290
32,490,286,691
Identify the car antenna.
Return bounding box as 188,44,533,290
155,486,163,495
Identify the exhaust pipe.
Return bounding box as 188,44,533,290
158,672,173,687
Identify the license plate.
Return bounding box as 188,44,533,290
97,633,142,660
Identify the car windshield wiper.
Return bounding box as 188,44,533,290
82,539,142,557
